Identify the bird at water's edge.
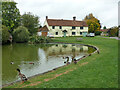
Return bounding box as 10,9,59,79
16,68,28,83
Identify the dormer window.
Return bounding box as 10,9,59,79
59,26,62,29
80,27,83,29
52,26,55,29
72,26,76,29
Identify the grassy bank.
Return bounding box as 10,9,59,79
5,37,118,88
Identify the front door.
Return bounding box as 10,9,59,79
64,32,66,37
42,32,48,36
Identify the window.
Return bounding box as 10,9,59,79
80,27,83,29
80,32,82,35
56,32,58,35
72,26,76,29
72,32,76,35
59,26,62,29
52,26,55,29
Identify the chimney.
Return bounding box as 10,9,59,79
73,16,76,21
46,16,48,19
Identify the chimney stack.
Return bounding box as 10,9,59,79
46,16,48,19
73,16,76,21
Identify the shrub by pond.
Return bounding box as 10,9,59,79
28,35,52,44
13,26,30,43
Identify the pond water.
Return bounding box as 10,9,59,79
2,43,95,85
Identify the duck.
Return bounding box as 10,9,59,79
66,57,69,62
74,59,77,64
97,50,100,54
29,62,34,65
16,68,28,83
10,61,14,64
72,56,75,62
64,56,69,64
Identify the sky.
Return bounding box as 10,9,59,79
14,0,119,28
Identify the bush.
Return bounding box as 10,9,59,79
13,26,30,43
1,25,10,44
29,35,51,44
95,31,102,36
108,26,118,37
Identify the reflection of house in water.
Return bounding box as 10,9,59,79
46,44,88,56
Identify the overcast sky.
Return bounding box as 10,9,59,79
14,0,119,28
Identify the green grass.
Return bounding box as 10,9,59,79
5,36,118,88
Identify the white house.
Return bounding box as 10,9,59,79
38,16,88,37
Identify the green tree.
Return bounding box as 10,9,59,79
103,26,107,29
1,25,10,44
89,24,94,33
21,12,40,35
84,13,101,33
2,1,21,34
108,26,118,37
13,26,30,43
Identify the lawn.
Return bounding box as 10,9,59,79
4,36,118,88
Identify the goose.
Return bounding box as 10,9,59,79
16,69,28,83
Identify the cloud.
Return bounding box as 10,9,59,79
15,0,119,28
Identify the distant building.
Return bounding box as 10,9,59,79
100,29,109,36
38,16,88,37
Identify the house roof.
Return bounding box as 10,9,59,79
47,19,88,27
100,29,109,32
38,25,49,32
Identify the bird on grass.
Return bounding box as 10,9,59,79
74,59,77,64
16,68,28,83
97,50,100,54
10,61,14,65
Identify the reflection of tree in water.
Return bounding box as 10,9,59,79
80,47,83,52
36,44,54,51
60,48,62,53
88,47,96,54
72,48,76,52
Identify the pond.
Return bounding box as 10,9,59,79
2,43,96,85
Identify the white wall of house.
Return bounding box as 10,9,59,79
37,32,42,36
44,20,88,37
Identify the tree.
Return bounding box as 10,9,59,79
108,26,118,37
103,26,107,29
13,26,30,43
2,1,21,34
1,25,10,44
21,12,40,35
84,13,101,33
89,24,94,33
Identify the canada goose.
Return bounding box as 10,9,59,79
16,69,27,83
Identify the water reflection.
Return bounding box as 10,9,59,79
2,43,95,85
